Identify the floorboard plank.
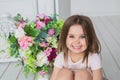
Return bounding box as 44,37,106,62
0,62,10,79
0,62,22,80
17,67,35,80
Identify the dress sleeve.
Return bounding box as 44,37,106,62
89,53,102,70
54,52,64,68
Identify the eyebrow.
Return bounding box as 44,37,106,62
67,34,85,36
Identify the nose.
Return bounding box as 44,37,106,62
74,38,80,44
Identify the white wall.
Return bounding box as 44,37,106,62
71,0,120,16
0,0,119,21
38,0,54,16
0,0,54,20
57,0,71,20
0,0,37,20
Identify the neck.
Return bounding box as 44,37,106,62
69,52,85,63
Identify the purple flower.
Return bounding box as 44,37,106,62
19,19,25,24
36,20,45,30
44,16,51,24
36,13,52,24
47,48,57,62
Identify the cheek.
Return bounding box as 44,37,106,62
66,38,72,46
66,37,73,43
83,40,87,48
79,39,87,47
82,39,86,44
66,39,69,45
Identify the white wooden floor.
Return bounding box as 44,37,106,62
0,62,35,80
0,16,120,80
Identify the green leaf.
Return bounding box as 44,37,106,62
8,34,17,43
34,30,47,42
8,34,20,57
29,44,39,56
24,25,39,37
13,13,22,22
9,47,19,57
29,22,36,28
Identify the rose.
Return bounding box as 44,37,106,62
36,51,48,67
18,36,33,49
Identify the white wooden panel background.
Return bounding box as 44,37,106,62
0,0,54,20
0,0,37,20
71,0,120,16
91,16,120,80
38,0,54,16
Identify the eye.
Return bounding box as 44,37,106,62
80,35,86,39
68,35,74,38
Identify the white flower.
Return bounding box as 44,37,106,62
51,37,58,48
36,51,48,67
46,36,58,48
19,49,26,57
46,36,52,42
14,27,25,38
19,48,31,57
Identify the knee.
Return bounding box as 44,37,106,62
75,69,92,80
57,68,73,80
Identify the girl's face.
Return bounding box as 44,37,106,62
66,24,87,54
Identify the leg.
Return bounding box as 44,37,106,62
56,68,74,80
75,69,92,80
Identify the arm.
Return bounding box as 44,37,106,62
50,66,61,80
92,68,103,80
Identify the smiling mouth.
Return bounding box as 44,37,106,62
72,45,82,50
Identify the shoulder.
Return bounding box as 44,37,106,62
54,52,64,68
88,53,102,70
56,52,64,59
89,53,101,59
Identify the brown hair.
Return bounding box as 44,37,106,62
58,15,101,63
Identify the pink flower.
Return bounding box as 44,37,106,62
36,13,51,24
40,42,49,47
18,23,25,28
36,13,46,19
36,20,45,30
48,28,55,36
18,36,32,49
38,70,46,76
44,47,52,56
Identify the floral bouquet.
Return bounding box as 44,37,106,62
8,13,63,79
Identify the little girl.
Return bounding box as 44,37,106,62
50,15,103,80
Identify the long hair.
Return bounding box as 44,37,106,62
58,15,101,63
